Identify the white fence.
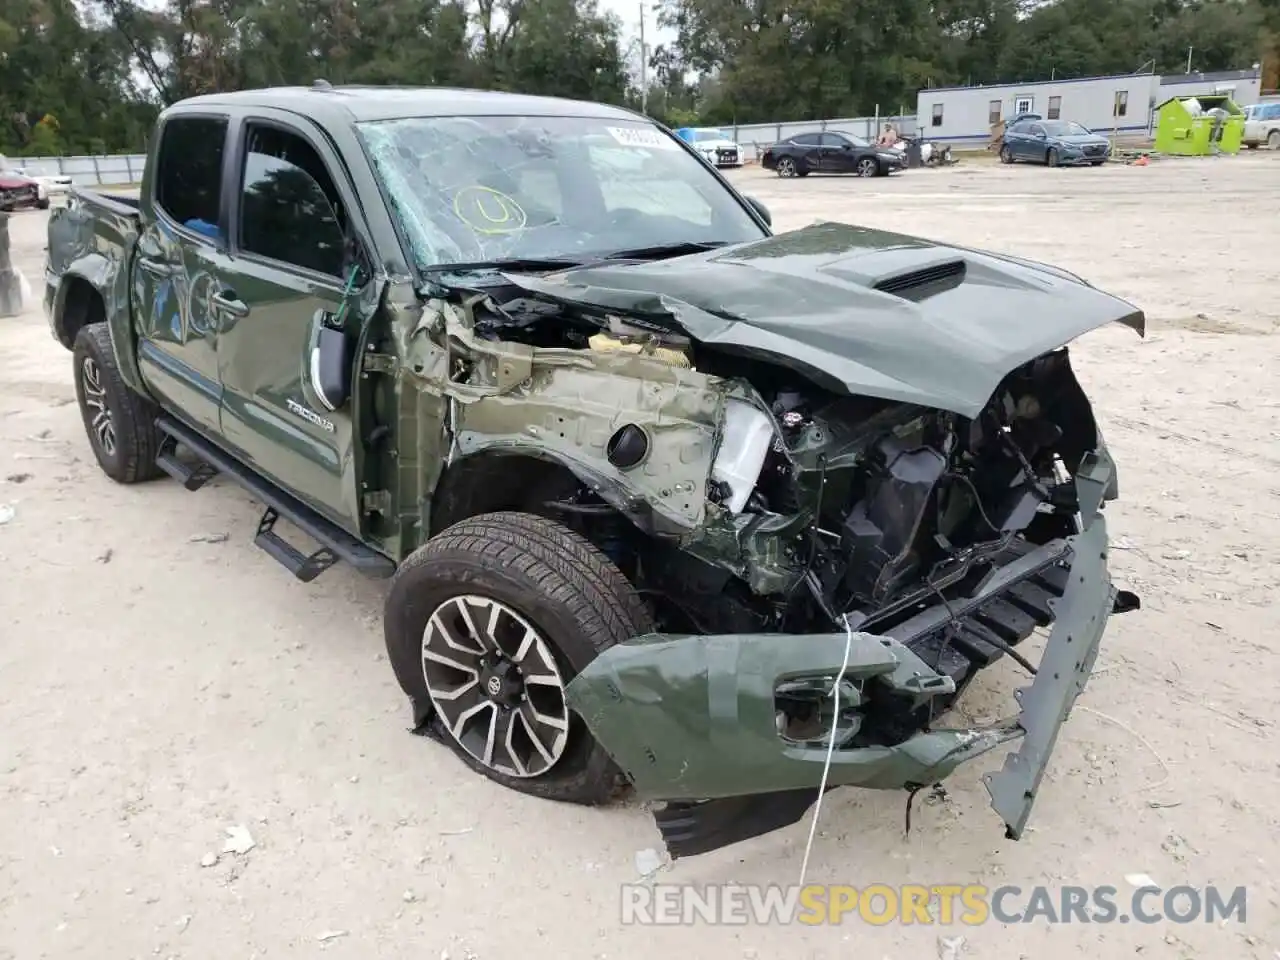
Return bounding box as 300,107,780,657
11,154,146,186
727,115,918,161
2,114,921,184
9,113,920,182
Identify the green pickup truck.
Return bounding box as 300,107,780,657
44,83,1142,859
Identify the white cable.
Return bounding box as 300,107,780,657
797,613,854,888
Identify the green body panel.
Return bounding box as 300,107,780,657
505,221,1146,418
1154,95,1246,155
566,445,1120,831
565,628,1018,799
43,196,147,395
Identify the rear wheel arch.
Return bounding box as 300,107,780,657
56,275,106,349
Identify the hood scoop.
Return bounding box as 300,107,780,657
873,259,966,302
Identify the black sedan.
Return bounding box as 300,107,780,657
761,131,904,178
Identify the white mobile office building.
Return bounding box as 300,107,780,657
1158,69,1263,107
916,73,1163,145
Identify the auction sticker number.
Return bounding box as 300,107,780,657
607,126,677,150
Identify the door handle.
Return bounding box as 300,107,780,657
136,258,174,278
211,291,250,318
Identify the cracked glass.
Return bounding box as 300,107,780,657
356,115,765,271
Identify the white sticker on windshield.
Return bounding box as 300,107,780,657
606,126,678,150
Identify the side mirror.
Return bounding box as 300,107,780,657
311,320,352,412
744,195,771,226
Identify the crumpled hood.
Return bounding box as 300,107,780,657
502,222,1145,417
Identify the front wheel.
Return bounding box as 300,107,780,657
1047,147,1060,167
72,324,164,484
999,145,1014,164
383,511,654,805
776,156,798,178
856,157,880,177
1268,130,1280,150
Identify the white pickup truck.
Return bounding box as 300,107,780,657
1242,102,1280,150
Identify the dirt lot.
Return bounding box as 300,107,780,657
2,154,1278,960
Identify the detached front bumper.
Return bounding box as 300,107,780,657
566,448,1134,858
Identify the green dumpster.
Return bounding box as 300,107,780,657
1154,95,1245,155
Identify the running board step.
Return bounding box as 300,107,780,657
255,507,337,583
155,416,396,581
156,435,220,490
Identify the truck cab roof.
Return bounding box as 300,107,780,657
169,83,648,126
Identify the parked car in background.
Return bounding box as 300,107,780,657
674,127,744,168
0,157,71,202
761,131,905,178
0,171,45,211
1242,103,1280,149
999,117,1111,167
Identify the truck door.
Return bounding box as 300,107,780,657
211,114,374,533
132,113,231,434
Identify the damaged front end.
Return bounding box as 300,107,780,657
400,227,1144,859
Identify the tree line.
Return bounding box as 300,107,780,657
1,0,1276,157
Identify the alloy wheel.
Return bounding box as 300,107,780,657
857,158,878,177
1000,145,1013,164
81,357,116,458
777,157,796,178
421,594,570,778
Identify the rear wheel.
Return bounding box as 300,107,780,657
856,156,880,177
72,324,164,484
384,511,654,805
776,156,797,178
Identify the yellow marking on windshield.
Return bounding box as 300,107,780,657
453,185,528,234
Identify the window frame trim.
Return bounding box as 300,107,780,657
150,111,234,251
1047,96,1062,120
229,112,372,290
931,103,944,127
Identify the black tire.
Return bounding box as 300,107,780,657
384,511,654,805
72,323,164,483
856,156,880,177
1091,160,1105,166
37,198,50,210
1047,147,1060,167
1269,130,1280,150
999,144,1014,164
776,156,798,178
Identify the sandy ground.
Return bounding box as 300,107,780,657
2,154,1278,960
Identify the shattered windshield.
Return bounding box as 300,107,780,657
356,115,765,272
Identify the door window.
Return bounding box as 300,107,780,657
791,133,822,145
154,116,228,239
238,124,347,278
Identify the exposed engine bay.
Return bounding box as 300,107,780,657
394,218,1145,859
423,275,1111,748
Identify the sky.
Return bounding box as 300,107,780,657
605,0,677,55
